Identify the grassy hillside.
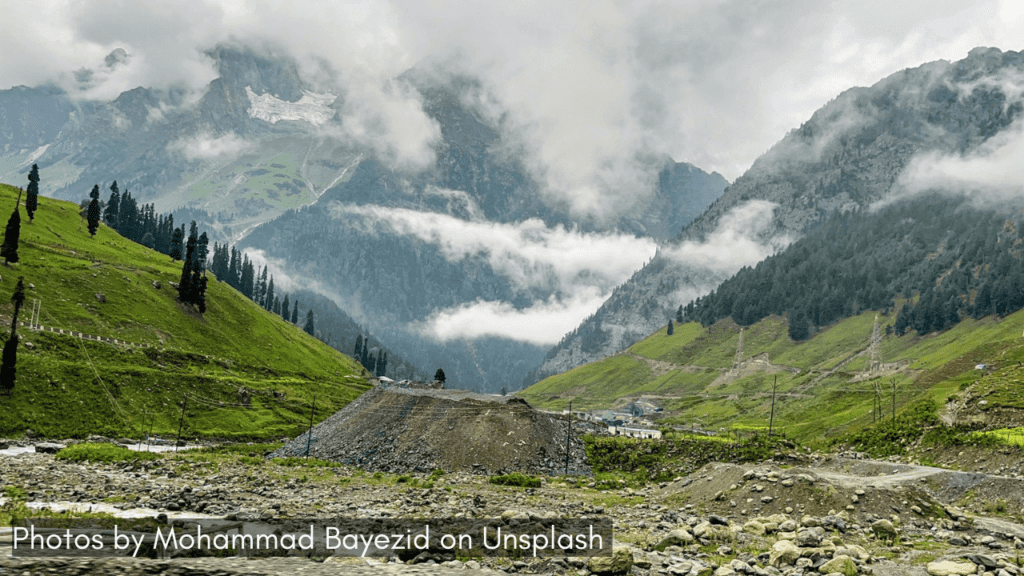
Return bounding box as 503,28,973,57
520,305,1024,446
0,183,370,439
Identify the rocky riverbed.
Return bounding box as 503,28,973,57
2,445,1024,576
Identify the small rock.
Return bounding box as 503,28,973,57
818,555,857,576
926,560,978,576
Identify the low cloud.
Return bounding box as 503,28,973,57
894,116,1024,207
662,200,786,274
417,288,610,346
170,132,253,160
329,203,657,293
240,248,298,293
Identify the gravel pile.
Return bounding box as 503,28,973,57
271,388,591,475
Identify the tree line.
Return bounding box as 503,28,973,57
678,194,1024,340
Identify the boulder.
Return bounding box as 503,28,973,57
871,519,898,543
35,443,65,454
588,544,634,575
743,521,767,536
656,528,695,549
818,555,856,576
770,540,801,567
925,560,978,576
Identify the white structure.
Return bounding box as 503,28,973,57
608,426,662,439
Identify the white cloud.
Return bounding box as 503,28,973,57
893,117,1024,206
418,288,610,346
170,132,252,160
662,200,786,274
329,203,658,293
5,1,1024,212
240,247,298,293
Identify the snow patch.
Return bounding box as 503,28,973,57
20,144,49,167
245,86,336,126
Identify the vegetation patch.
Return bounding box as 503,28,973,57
55,443,161,463
489,473,542,488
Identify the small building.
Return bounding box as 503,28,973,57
608,426,662,440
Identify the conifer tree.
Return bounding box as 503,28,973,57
1,189,22,265
228,247,239,288
197,275,208,314
273,295,280,315
104,180,119,229
169,227,184,261
667,319,674,335
25,164,39,223
303,309,315,336
434,369,446,383
0,278,26,393
281,294,290,321
676,305,684,323
178,234,196,301
86,185,101,236
240,257,255,299
354,334,363,359
265,277,275,311
197,232,209,273
291,300,299,324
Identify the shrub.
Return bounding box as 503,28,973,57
489,473,541,488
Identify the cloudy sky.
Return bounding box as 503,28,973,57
3,0,1022,182
3,0,1023,345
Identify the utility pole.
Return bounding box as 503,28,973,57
564,400,572,475
147,411,155,452
891,377,897,426
769,375,778,436
174,394,188,452
305,395,317,460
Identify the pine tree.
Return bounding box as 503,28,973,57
178,234,196,302
86,185,101,236
265,277,275,311
1,189,22,265
25,164,39,223
281,294,290,321
379,350,388,377
291,300,299,324
303,309,315,336
228,247,239,289
1,278,26,393
354,335,363,359
104,181,120,229
197,275,208,314
240,257,255,299
197,232,209,273
169,227,184,261
676,305,684,323
667,319,674,335
434,369,446,383
273,295,281,316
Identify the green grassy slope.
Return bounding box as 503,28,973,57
0,184,370,439
519,305,1024,446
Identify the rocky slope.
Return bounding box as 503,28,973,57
529,47,1024,384
3,446,1024,575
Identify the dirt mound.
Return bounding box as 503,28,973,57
272,388,590,475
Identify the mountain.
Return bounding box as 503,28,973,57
528,46,1024,384
238,72,727,392
519,301,1024,444
0,46,359,242
0,183,369,439
0,46,728,393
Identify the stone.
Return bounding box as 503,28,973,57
834,544,869,561
818,555,856,576
34,443,65,454
743,521,767,536
926,560,979,576
871,519,898,543
795,527,825,547
588,544,633,575
769,540,801,567
709,514,730,526
657,528,695,549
